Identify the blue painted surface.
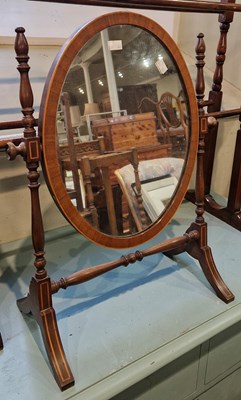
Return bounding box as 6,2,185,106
0,201,240,399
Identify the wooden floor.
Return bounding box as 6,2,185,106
0,200,241,400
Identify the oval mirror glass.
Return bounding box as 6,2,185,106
39,12,198,248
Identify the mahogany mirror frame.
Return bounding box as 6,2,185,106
39,11,199,248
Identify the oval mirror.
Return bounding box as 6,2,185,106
39,12,198,248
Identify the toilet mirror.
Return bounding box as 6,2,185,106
39,12,198,248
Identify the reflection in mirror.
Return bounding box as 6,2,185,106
56,24,189,237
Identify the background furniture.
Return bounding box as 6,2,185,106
115,157,184,225
81,148,147,235
59,136,105,225
185,6,241,231
138,93,188,157
59,93,148,234
91,112,172,159
159,92,188,138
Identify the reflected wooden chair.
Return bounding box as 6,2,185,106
138,96,169,144
58,136,106,229
58,91,107,228
137,95,187,148
80,148,148,235
158,92,188,139
115,157,184,227
157,92,188,157
178,89,187,112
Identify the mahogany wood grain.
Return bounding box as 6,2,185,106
0,118,38,130
31,0,241,14
12,27,74,391
194,33,206,225
166,32,234,304
51,230,199,292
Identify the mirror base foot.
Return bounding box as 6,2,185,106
164,222,234,303
187,222,234,303
17,277,75,391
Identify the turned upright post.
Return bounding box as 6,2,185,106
61,92,84,212
194,33,207,224
15,27,47,281
14,27,75,391
183,32,235,304
205,0,235,194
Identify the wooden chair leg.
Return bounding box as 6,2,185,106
17,276,75,391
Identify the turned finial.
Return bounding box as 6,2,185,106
195,33,206,112
15,27,28,59
15,27,35,139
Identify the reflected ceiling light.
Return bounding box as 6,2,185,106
143,58,151,68
98,79,104,86
118,71,123,78
78,87,85,94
